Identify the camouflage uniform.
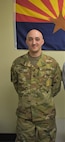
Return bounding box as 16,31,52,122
11,53,61,142
62,62,65,89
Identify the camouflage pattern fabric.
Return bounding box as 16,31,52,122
15,117,56,142
11,52,61,142
62,62,65,89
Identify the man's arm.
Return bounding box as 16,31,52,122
11,64,18,93
52,63,61,97
62,63,65,89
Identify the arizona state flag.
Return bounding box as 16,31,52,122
15,0,65,50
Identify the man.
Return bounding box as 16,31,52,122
62,62,65,88
11,29,61,142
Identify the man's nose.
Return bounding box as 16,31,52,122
32,39,36,44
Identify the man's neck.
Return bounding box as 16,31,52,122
29,50,42,57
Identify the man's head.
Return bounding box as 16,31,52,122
26,29,44,57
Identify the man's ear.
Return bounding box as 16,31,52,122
42,39,44,45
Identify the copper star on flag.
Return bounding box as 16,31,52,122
51,12,65,33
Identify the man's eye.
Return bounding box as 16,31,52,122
28,38,32,41
35,38,40,41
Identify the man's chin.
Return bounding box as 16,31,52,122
31,50,38,53
31,48,39,52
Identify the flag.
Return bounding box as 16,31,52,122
15,0,65,50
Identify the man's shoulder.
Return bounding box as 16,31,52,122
43,54,57,62
42,54,57,64
11,52,28,67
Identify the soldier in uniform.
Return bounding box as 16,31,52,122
11,29,61,142
62,62,65,88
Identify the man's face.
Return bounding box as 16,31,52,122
26,29,44,53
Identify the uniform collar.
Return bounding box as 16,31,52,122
22,52,46,67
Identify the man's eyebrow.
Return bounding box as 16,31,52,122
27,36,32,38
28,36,40,38
28,36,33,38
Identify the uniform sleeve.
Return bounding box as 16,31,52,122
62,63,65,89
11,64,18,93
52,63,61,97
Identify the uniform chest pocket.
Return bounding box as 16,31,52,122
18,67,31,84
39,68,53,87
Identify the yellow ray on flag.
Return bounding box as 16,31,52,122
16,3,50,21
50,0,59,16
29,0,56,18
62,0,65,17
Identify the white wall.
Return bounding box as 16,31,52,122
0,1,65,141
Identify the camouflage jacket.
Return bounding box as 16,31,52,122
11,53,61,121
62,62,65,89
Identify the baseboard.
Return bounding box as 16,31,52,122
0,133,16,142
